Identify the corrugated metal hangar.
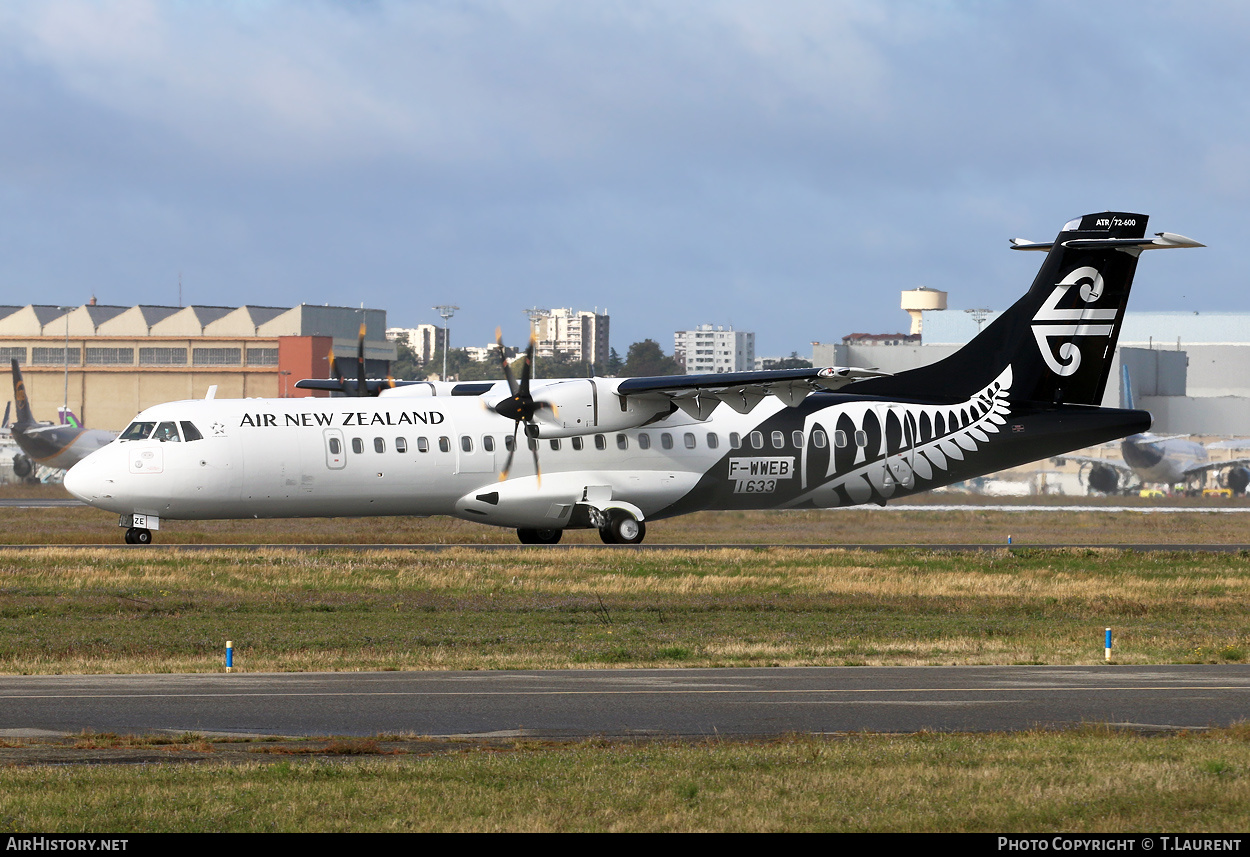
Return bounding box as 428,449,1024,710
1,303,393,431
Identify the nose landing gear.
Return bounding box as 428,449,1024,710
124,527,152,545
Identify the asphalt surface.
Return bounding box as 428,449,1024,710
3,665,1248,740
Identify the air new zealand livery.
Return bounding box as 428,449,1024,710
65,212,1202,545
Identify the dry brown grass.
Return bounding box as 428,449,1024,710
2,545,1249,672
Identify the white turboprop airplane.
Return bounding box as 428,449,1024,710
66,211,1202,545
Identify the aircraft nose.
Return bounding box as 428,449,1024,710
64,455,108,503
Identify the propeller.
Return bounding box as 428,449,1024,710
296,319,406,396
319,321,395,397
492,328,558,484
355,322,368,396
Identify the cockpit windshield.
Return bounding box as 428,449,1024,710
119,420,204,442
153,422,181,442
119,421,157,441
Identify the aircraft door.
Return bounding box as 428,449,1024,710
324,429,346,470
876,405,916,491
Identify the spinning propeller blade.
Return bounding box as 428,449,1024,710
492,330,557,486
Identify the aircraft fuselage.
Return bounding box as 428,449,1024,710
65,368,1149,531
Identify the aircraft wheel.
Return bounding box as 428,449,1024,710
599,511,646,545
125,527,152,545
517,528,562,545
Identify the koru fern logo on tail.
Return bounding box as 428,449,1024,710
1031,266,1118,376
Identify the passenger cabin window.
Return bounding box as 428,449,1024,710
329,438,342,455
572,436,583,451
505,435,516,452
483,436,495,452
684,432,696,449
595,434,607,451
834,430,847,448
417,437,429,453
792,431,805,448
661,433,674,450
617,434,628,451
438,437,450,453
771,431,784,449
180,422,204,442
154,422,181,443
707,433,719,449
120,421,156,441
395,437,408,453
460,436,473,453
729,432,741,449
854,430,867,448
550,439,561,451
352,438,364,454
812,429,827,449
638,433,651,450
750,431,764,449
374,437,386,454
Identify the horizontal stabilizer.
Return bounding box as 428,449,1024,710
1011,232,1204,253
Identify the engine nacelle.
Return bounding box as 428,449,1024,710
1087,464,1120,495
521,379,672,438
1226,466,1250,495
12,453,33,480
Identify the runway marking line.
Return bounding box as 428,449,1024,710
3,684,1249,701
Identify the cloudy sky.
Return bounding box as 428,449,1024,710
1,0,1246,358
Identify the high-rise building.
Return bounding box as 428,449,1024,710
530,308,609,367
673,324,754,374
385,324,447,365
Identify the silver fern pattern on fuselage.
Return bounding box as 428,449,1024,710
793,365,1013,507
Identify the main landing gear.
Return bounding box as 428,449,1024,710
124,527,152,545
516,528,563,545
598,510,646,545
514,510,648,545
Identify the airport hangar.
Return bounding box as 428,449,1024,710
0,303,395,431
814,290,1250,438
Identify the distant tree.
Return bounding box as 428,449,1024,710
771,352,813,370
605,347,624,375
622,339,682,377
533,350,592,380
390,337,421,380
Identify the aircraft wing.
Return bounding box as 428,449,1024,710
1050,454,1133,472
615,366,890,420
295,377,421,395
1206,439,1250,450
1181,458,1250,478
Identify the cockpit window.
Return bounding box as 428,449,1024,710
120,421,157,441
180,421,204,442
154,421,181,443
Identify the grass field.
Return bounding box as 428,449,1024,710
2,543,1249,673
4,729,1250,832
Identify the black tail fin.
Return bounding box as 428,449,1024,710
854,212,1202,406
11,359,36,428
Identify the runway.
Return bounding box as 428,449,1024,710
3,665,1248,739
3,498,1250,512
3,542,1250,552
